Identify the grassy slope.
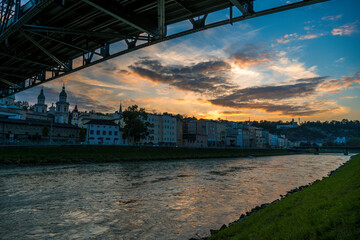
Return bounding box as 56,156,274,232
0,146,288,164
209,154,360,240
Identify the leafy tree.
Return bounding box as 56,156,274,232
14,101,29,110
42,126,49,137
122,105,150,144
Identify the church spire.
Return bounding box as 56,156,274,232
119,102,122,113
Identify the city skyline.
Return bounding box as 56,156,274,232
16,0,360,121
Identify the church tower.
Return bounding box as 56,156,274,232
55,84,70,124
34,88,47,113
71,105,79,126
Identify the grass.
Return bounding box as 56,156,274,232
209,154,360,240
0,146,289,165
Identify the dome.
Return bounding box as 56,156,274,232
38,89,45,100
60,86,67,98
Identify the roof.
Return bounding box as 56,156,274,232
0,117,80,129
85,119,118,126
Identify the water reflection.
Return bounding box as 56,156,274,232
0,154,350,239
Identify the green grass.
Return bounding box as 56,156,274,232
209,154,360,240
0,146,289,165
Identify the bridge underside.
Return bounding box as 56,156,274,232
0,0,328,98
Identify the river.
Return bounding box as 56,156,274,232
0,153,350,239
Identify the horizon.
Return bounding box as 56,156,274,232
15,0,360,122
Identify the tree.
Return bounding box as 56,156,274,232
14,101,29,110
122,105,150,144
42,126,49,137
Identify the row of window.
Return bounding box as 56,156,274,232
90,130,118,136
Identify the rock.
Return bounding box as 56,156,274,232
219,224,227,231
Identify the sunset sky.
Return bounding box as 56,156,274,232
17,0,360,121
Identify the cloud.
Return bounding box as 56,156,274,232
321,14,342,21
298,33,325,40
338,96,358,99
129,57,234,95
220,111,250,116
335,57,345,63
319,73,360,93
277,32,325,44
208,77,330,116
230,44,273,67
332,21,358,36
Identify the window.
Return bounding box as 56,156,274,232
90,130,94,134
96,130,100,135
109,131,112,135
64,107,66,111
114,131,118,136
103,131,106,135
106,138,110,140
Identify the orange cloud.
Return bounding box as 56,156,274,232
332,21,358,36
338,96,358,99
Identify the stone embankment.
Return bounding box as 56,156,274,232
189,156,353,240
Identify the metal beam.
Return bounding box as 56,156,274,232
0,0,330,98
0,51,52,67
81,0,156,37
22,24,149,41
229,0,254,15
20,30,70,71
158,0,166,38
0,77,20,88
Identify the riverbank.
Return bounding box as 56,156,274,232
0,146,290,165
206,154,360,240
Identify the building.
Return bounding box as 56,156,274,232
34,88,47,114
0,92,25,120
71,105,79,126
205,120,217,147
143,113,177,146
54,84,70,124
334,137,346,144
183,118,208,148
0,117,80,144
85,119,127,145
176,118,183,147
255,128,265,148
215,121,227,146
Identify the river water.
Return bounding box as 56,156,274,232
0,153,350,239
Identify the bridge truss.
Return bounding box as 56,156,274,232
0,0,328,98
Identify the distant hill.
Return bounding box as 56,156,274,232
250,120,360,144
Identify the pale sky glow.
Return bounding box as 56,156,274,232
17,0,360,121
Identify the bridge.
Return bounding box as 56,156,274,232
0,0,328,98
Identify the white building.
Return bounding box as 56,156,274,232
34,88,47,113
54,84,70,124
143,113,177,146
85,119,127,145
0,93,24,119
334,137,346,144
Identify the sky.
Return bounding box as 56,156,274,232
16,0,360,122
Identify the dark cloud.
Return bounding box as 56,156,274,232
211,99,329,116
129,58,234,95
231,44,273,67
210,76,329,116
220,76,327,102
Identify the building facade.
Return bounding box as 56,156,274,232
85,119,127,145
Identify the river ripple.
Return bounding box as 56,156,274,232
0,153,350,239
